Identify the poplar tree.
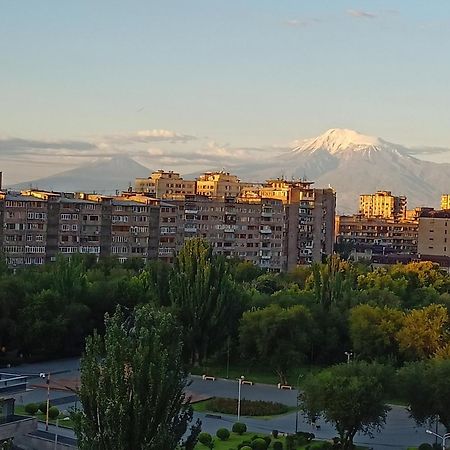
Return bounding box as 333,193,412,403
73,305,199,450
169,238,240,365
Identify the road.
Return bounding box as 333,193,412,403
4,357,445,449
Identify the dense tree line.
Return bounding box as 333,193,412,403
2,242,450,376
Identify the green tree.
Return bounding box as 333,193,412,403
300,362,391,450
396,304,449,360
239,304,313,384
72,305,199,450
349,304,404,361
398,359,450,431
169,238,241,365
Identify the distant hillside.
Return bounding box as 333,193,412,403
10,156,151,194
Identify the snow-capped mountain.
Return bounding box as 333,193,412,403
243,129,450,213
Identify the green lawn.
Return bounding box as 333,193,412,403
15,405,75,429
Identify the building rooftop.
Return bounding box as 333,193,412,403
420,209,450,219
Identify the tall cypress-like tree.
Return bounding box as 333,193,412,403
73,305,199,450
170,238,240,365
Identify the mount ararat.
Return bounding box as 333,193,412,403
9,129,450,213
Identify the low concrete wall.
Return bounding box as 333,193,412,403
0,416,37,441
15,434,77,450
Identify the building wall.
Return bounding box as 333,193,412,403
359,191,406,220
418,214,450,258
441,194,450,210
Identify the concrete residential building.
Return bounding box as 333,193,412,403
195,171,241,198
135,170,196,198
359,190,407,220
418,209,450,259
441,194,450,210
336,215,419,258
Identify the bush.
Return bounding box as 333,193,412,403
206,397,289,416
198,432,213,445
251,438,267,450
419,445,433,450
273,442,283,450
241,447,252,450
286,435,296,450
272,430,279,439
296,431,315,444
232,422,247,435
238,442,252,450
216,428,230,441
48,406,60,420
24,403,38,415
38,402,48,414
263,436,271,447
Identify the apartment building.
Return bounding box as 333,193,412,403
250,179,335,267
336,215,419,257
418,210,450,258
134,170,196,198
359,191,407,220
441,194,450,210
0,190,159,266
196,171,241,198
0,192,48,266
157,194,286,271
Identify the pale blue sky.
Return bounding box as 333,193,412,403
1,0,450,183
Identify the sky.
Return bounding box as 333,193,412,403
1,0,450,184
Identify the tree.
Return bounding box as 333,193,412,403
169,238,241,365
300,362,391,450
349,304,404,361
239,304,313,384
398,359,450,432
72,305,199,450
396,304,449,360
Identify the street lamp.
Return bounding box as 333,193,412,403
39,372,51,431
237,375,245,421
54,416,70,450
426,429,450,450
344,351,353,364
295,373,303,434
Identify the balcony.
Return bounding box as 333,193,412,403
260,227,272,234
184,209,198,215
184,225,197,233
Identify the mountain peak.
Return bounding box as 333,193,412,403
304,128,381,154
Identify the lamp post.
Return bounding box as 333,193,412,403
344,351,353,364
237,375,245,421
426,429,450,450
54,416,70,450
295,373,303,434
39,372,51,431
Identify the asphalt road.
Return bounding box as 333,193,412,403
5,357,446,449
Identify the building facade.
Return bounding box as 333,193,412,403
418,210,450,259
359,190,407,221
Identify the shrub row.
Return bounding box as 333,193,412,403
204,397,289,416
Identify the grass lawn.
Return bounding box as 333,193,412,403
15,405,75,429
189,363,319,386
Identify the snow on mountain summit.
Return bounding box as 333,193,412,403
293,128,386,155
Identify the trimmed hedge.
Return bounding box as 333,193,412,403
233,422,247,435
205,397,289,416
48,406,60,420
216,428,230,441
24,403,38,415
198,432,212,445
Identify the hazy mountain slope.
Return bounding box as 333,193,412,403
10,156,151,194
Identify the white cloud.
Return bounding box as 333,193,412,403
347,9,378,19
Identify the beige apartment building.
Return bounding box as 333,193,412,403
135,170,196,198
195,171,241,198
359,191,407,221
418,210,450,258
441,194,450,210
336,215,419,256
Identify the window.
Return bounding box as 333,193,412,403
61,213,72,220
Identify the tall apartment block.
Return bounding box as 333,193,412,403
441,194,450,210
359,190,407,221
418,209,450,259
134,170,196,198
0,190,159,266
250,179,336,268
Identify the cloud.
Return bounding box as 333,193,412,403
347,9,378,19
284,18,321,28
404,146,450,156
104,129,196,145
